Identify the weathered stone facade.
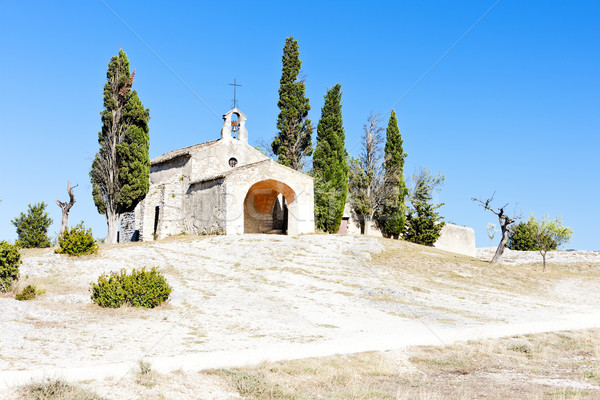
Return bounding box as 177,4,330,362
118,211,138,243
123,108,315,241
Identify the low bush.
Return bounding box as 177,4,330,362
90,267,171,308
16,284,44,301
56,222,98,256
136,359,156,388
0,241,21,292
20,378,104,400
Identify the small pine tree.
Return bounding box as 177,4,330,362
404,169,445,246
11,202,53,248
313,84,348,233
271,37,313,170
378,110,408,239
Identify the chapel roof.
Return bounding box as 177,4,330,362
150,139,220,166
189,158,313,186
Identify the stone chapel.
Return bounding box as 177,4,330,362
119,108,315,241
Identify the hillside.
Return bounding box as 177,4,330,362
1,235,599,398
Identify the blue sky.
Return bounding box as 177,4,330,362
0,1,598,250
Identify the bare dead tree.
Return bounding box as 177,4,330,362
56,181,78,236
472,193,521,263
255,138,277,159
349,112,385,235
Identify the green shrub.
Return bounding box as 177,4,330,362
56,222,98,256
508,221,557,251
11,202,53,248
90,267,171,308
16,284,44,301
0,241,21,292
90,271,125,308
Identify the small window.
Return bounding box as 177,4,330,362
229,157,238,167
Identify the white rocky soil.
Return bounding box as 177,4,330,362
477,246,600,264
0,235,599,399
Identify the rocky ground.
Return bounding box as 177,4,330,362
1,235,599,399
477,246,600,265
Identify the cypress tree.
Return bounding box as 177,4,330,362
11,202,53,248
313,84,348,233
90,49,150,244
378,110,408,239
271,37,313,170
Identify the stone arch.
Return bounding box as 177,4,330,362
244,179,295,234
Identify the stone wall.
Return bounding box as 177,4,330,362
190,140,266,182
244,188,280,233
184,178,226,235
433,224,476,257
138,156,191,241
150,155,189,185
341,203,383,237
119,211,138,243
340,203,476,257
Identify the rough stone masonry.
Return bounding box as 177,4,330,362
120,108,315,242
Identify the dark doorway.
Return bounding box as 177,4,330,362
153,206,160,239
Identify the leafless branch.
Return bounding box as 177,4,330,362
56,181,77,236
472,193,521,263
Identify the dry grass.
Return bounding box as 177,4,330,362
404,329,600,399
18,379,105,400
210,352,398,399
372,239,600,298
214,329,600,399
135,359,157,388
18,247,56,258
11,329,598,399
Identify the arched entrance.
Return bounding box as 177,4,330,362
244,180,295,234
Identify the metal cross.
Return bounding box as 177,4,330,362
229,78,242,108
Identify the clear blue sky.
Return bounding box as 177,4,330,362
0,1,598,250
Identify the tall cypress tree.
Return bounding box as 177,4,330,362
378,110,408,239
90,49,150,244
313,84,348,233
271,37,313,170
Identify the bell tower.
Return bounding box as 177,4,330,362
221,108,248,143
